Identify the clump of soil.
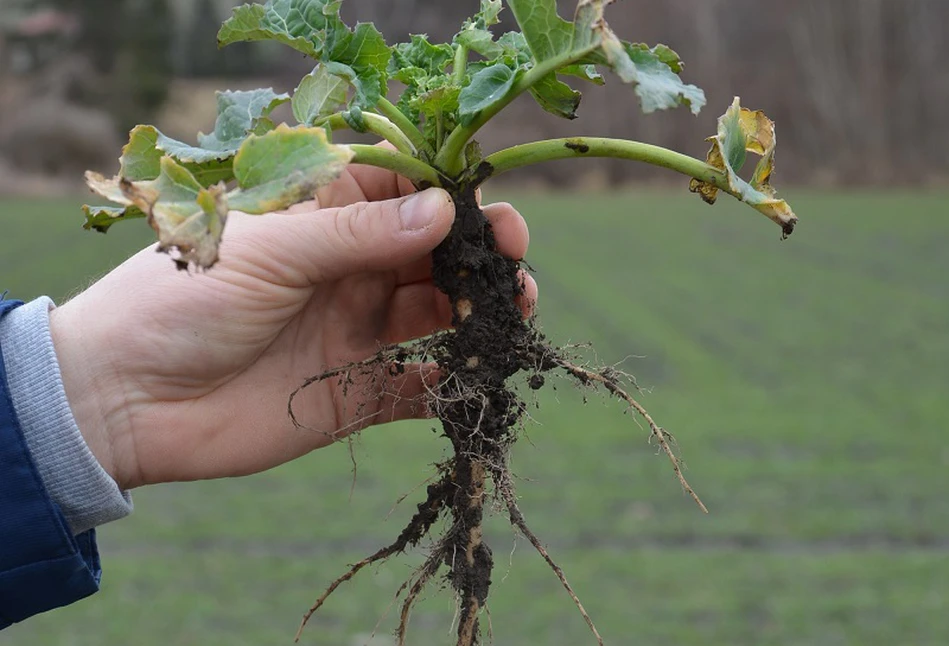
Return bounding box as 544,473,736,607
291,183,704,646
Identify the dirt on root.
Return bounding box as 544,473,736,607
291,185,703,646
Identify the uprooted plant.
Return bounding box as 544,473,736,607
82,1,798,643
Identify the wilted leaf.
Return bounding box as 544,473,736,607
87,124,353,268
228,124,355,214
689,97,797,237
458,63,519,125
87,158,228,268
292,65,349,125
81,204,147,233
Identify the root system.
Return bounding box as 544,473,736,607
290,185,705,645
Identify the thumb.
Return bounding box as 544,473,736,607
290,187,455,282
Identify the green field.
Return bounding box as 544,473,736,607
1,189,947,645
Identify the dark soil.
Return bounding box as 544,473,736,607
427,186,538,643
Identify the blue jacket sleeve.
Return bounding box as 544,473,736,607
0,297,101,628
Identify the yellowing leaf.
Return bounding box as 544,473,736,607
690,97,798,238
86,125,355,270
86,158,228,269
228,124,354,214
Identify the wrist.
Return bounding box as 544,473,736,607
50,302,136,490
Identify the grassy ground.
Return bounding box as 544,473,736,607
1,189,947,645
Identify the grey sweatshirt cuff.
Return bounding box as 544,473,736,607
0,297,132,535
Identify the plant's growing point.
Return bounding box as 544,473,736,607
83,1,797,644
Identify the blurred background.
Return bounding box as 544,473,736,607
1,1,948,645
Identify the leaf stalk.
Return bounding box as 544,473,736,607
375,97,436,158
482,137,729,193
348,144,444,187
320,112,417,156
453,44,469,85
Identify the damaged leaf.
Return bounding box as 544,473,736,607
81,204,147,233
87,158,228,269
86,125,354,268
118,88,289,186
228,124,355,214
690,97,798,237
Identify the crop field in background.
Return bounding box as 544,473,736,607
1,190,947,645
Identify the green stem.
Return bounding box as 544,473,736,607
482,137,729,193
321,113,416,156
435,51,582,175
453,44,468,85
375,98,435,158
349,144,443,187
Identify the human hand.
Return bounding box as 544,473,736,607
51,163,535,490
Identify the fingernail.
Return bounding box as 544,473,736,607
399,188,446,231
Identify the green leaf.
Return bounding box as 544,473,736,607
529,73,581,119
292,65,349,125
411,79,461,118
392,34,454,77
559,63,604,85
120,126,236,186
218,0,341,58
341,106,368,133
689,98,797,237
648,43,685,74
117,88,289,190
507,0,573,62
508,0,704,117
473,0,502,27
198,88,290,152
228,124,355,214
323,61,382,109
327,22,391,109
624,43,704,115
455,28,502,60
220,2,390,110
87,158,229,269
458,63,519,126
81,204,147,233
454,0,504,58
